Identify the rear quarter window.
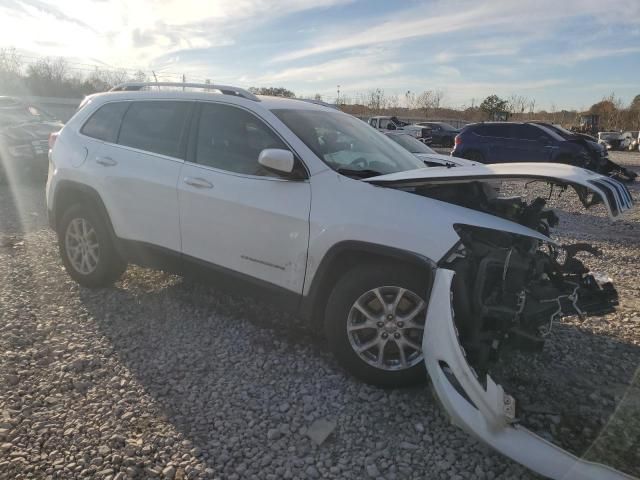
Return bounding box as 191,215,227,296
80,102,129,143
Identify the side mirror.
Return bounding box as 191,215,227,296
258,148,295,175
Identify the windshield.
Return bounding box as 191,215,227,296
547,124,575,138
423,122,457,131
387,133,436,154
272,109,425,175
0,104,56,125
599,132,619,140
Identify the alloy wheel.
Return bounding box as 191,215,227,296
347,286,426,371
65,217,100,275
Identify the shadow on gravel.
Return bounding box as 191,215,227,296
76,267,640,478
0,180,48,235
490,321,640,478
76,275,346,473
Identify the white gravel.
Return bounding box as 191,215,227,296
1,157,638,479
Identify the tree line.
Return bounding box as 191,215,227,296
2,48,639,131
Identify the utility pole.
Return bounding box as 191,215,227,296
182,74,186,91
337,85,340,106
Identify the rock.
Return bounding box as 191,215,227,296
267,428,281,440
162,465,176,479
97,445,110,456
366,463,380,478
304,465,320,478
306,419,336,446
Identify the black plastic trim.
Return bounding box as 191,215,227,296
118,239,302,312
299,240,436,322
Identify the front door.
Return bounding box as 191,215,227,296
178,102,311,293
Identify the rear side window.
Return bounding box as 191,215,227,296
118,101,190,158
517,124,545,141
474,124,512,138
81,102,129,143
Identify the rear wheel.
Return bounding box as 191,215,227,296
58,204,127,287
325,263,429,387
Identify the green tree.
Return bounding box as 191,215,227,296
248,86,295,98
480,94,509,118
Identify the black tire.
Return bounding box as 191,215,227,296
57,204,126,288
464,150,485,163
325,263,429,388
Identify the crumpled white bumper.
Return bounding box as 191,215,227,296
423,268,636,480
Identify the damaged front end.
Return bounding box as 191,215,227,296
365,163,636,478
441,224,618,375
424,269,635,480
429,227,635,479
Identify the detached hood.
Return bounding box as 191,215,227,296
363,162,633,219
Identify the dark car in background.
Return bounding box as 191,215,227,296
0,96,63,183
415,121,459,147
452,121,636,182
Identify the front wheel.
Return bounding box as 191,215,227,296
58,204,127,288
325,263,429,387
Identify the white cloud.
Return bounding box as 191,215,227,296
0,0,353,68
247,49,401,84
271,0,640,63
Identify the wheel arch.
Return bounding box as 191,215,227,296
300,241,436,332
51,180,117,242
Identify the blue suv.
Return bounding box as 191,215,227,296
452,122,636,181
452,121,600,164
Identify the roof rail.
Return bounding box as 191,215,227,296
296,98,340,110
109,82,260,102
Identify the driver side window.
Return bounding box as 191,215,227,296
195,103,286,176
379,119,390,129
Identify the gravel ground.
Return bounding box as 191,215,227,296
0,155,638,480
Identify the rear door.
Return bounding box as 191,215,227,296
508,124,547,162
473,124,508,162
82,100,191,252
177,101,311,293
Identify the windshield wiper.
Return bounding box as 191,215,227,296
336,168,384,179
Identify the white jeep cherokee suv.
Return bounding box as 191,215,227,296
47,83,635,479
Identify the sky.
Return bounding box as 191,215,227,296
1,0,639,110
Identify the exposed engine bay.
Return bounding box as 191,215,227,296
417,181,619,374
365,164,635,479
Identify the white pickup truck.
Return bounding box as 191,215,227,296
368,115,431,143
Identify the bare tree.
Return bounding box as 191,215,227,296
387,94,400,114
26,57,68,83
508,94,528,119
404,91,416,110
431,89,444,110
366,88,386,113
527,98,536,119
0,47,23,94
415,90,434,118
